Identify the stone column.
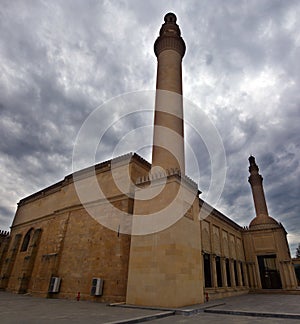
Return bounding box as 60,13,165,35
288,262,298,288
242,262,249,287
282,260,297,289
280,261,288,288
252,262,259,288
229,259,236,287
221,257,227,287
211,254,218,288
247,262,254,288
237,261,243,286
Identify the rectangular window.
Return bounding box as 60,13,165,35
216,256,222,287
226,258,231,287
234,260,238,286
203,253,212,288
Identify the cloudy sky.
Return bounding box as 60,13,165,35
1,0,299,255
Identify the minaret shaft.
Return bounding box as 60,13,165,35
248,156,269,217
156,50,183,93
152,13,185,174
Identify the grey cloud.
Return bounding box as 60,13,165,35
0,1,299,251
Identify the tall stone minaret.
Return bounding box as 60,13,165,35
244,156,298,290
248,156,269,217
126,14,203,307
152,13,186,173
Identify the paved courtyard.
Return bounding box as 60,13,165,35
1,291,300,323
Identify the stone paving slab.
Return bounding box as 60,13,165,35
105,311,175,324
112,293,300,319
204,293,300,315
152,312,299,323
110,301,226,316
1,291,300,323
113,293,300,323
204,309,300,320
0,292,170,324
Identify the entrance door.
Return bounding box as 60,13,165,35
257,254,282,289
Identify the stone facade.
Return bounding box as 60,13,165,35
243,222,297,290
0,13,298,307
126,172,203,307
200,201,249,300
243,156,297,291
0,152,298,305
0,154,149,302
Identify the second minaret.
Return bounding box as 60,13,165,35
248,155,269,217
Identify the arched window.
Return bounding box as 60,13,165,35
20,229,33,252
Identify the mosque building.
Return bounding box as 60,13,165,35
0,13,297,307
